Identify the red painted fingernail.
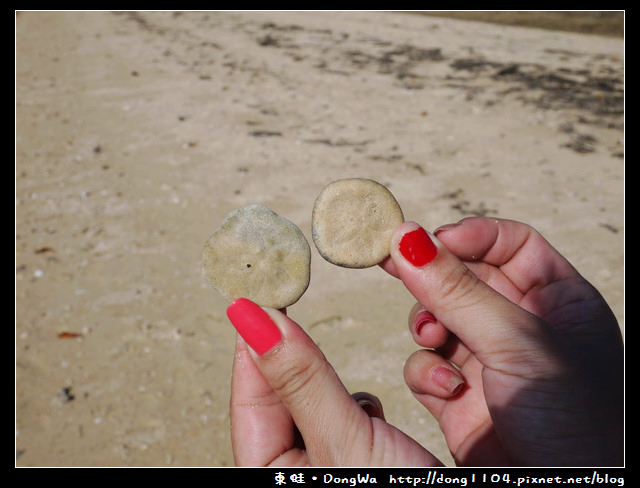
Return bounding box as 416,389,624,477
432,367,465,395
399,227,438,267
414,310,437,336
226,298,282,355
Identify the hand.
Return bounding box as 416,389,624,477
228,299,442,466
381,217,623,466
227,217,623,466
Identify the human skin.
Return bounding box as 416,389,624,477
228,217,624,466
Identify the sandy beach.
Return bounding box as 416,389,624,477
16,11,624,467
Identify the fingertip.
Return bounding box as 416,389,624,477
404,349,465,399
411,309,450,349
390,222,442,269
227,298,284,356
390,221,422,248
378,255,399,278
352,392,385,421
431,366,465,397
383,221,435,276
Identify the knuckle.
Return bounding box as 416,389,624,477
269,353,329,402
436,262,486,310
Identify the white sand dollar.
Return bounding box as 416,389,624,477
312,178,404,268
202,205,311,309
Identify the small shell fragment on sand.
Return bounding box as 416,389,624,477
311,178,404,268
202,204,311,309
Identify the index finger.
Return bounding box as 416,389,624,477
434,217,580,296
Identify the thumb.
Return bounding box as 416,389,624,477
389,222,553,371
226,298,376,465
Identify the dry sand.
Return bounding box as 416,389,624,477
16,11,624,467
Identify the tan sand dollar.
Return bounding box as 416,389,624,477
202,205,311,309
312,178,405,268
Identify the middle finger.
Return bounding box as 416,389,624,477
408,303,473,368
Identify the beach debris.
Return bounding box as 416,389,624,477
248,130,282,137
58,331,83,339
59,387,75,403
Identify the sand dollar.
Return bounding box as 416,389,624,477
312,178,404,268
202,205,311,309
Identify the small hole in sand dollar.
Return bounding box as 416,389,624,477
201,204,311,309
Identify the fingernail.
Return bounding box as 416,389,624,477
432,367,465,395
434,222,462,235
226,298,282,355
357,398,377,416
414,310,437,336
353,393,385,420
399,226,438,267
